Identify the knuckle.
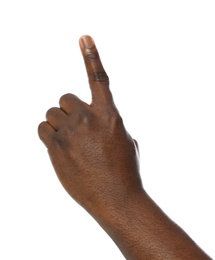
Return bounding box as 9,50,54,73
38,121,47,135
46,107,58,119
72,108,92,125
59,93,78,106
38,121,53,146
93,71,109,82
85,52,99,62
81,112,93,125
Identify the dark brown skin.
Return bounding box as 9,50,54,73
38,35,212,260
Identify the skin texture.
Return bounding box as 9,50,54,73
38,35,212,260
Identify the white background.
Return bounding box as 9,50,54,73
0,1,214,259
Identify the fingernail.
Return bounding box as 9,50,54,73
80,35,94,49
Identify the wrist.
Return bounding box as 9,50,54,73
93,188,147,237
94,189,211,260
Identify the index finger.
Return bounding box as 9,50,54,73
79,35,112,105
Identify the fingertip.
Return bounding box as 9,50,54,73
79,35,95,50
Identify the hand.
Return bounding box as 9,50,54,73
38,36,212,260
38,35,143,219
